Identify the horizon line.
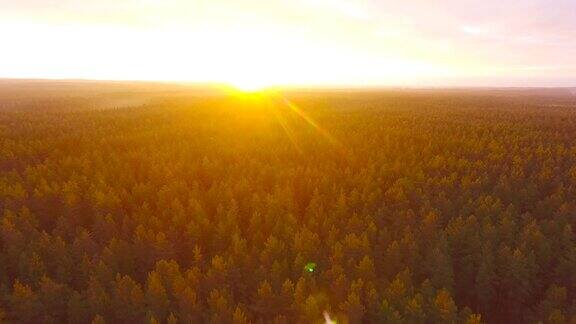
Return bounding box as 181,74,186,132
1,76,575,91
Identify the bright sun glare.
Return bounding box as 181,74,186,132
230,78,270,92
228,71,273,92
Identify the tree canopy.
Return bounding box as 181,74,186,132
1,86,576,323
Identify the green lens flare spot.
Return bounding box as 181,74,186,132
304,262,316,273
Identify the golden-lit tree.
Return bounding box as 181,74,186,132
1,89,575,322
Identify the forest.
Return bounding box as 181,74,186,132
1,81,576,323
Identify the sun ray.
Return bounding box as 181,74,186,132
279,96,341,147
270,104,304,154
272,109,304,154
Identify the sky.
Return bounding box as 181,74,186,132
1,0,575,88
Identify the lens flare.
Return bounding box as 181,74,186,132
324,311,337,324
281,97,340,147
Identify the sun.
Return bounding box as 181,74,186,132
230,79,270,92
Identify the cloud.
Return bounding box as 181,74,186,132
300,0,371,20
461,25,491,36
